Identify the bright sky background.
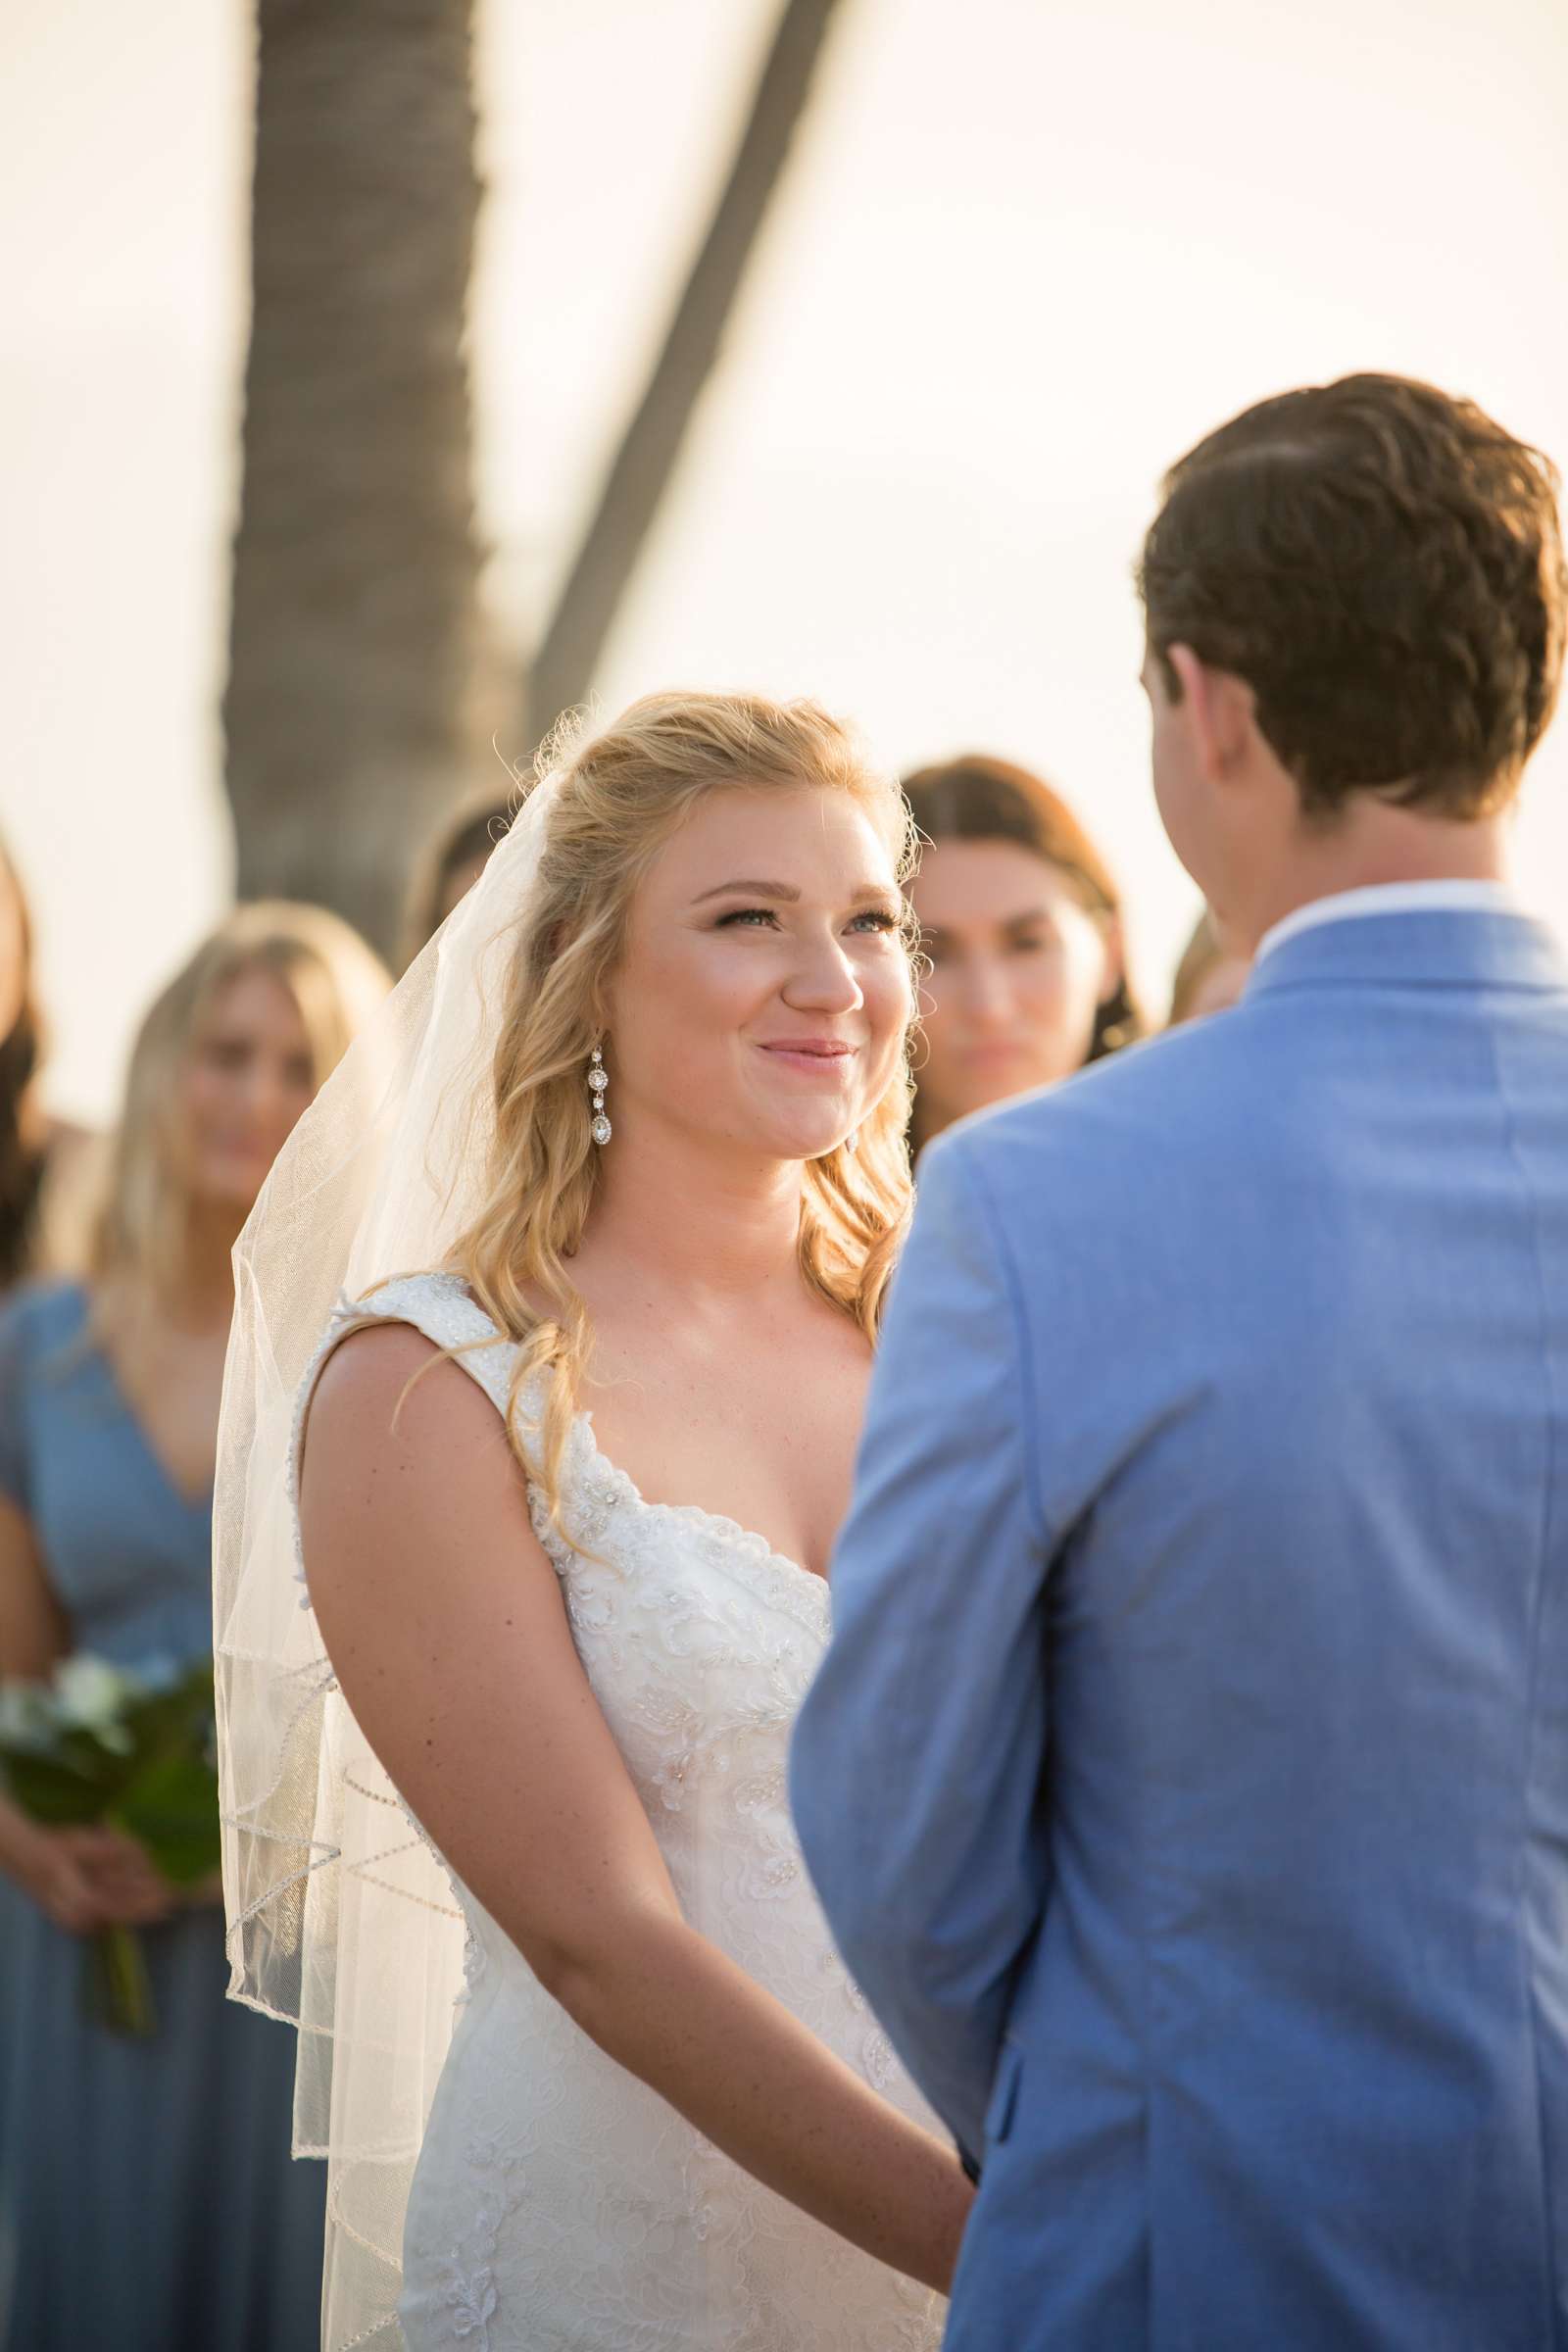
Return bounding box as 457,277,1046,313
3,0,1567,1121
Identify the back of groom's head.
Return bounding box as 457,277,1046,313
1139,374,1568,821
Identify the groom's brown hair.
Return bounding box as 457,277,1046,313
1138,373,1568,821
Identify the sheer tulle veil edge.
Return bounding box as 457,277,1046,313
214,772,563,2349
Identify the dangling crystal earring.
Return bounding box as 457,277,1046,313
588,1043,612,1146
844,1128,859,1155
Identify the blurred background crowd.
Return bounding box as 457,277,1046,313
1,0,1565,2344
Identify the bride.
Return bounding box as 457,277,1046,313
215,691,972,2350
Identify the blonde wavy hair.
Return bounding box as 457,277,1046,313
92,902,392,1299
444,689,920,1530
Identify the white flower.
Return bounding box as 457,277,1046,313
0,1681,52,1747
52,1654,135,1735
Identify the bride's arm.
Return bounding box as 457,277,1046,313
301,1326,972,2295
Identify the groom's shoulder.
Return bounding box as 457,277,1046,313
919,1011,1275,1304
937,1001,1265,1192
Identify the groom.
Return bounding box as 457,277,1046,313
793,374,1568,2347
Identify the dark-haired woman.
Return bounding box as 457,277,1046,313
401,796,512,967
903,755,1144,1152
0,835,96,2173
0,836,92,1296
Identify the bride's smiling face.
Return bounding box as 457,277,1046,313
602,785,911,1163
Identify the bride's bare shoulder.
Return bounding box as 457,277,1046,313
302,1318,507,1495
299,1318,539,1640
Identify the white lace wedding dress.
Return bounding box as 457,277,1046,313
304,1272,944,2351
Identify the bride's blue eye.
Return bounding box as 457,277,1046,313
712,906,901,934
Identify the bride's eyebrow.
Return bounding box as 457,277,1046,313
690,879,802,905
689,880,899,907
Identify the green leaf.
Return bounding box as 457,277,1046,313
111,1754,221,1886
2,1749,115,1825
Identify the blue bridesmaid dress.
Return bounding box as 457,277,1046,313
0,1280,325,2350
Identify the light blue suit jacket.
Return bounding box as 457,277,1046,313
792,907,1568,2349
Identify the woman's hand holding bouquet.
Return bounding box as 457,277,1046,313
0,1653,220,2031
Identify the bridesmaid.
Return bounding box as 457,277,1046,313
902,754,1145,1152
0,903,389,2352
0,832,96,2180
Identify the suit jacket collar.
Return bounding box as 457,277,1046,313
1246,905,1568,1001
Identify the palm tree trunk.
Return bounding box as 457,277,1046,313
223,0,486,964
524,0,847,743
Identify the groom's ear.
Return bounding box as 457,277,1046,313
1167,646,1256,790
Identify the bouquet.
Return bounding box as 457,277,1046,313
0,1652,220,2035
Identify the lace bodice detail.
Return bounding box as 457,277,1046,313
305,1272,941,2351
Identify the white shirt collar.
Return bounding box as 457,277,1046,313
1254,880,1522,970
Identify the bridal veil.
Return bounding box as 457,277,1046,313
215,765,561,2348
